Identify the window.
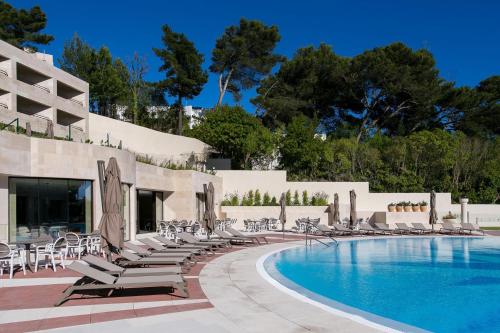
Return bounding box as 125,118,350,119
9,178,92,241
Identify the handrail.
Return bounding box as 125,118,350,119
33,114,51,122
0,102,8,109
0,69,7,76
0,118,19,133
69,98,83,106
33,83,50,93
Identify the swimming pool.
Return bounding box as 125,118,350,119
263,237,500,333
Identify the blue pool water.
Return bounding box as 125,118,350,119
264,237,500,333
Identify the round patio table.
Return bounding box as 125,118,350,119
14,237,51,273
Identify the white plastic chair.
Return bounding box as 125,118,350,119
65,232,87,259
34,237,67,272
0,243,26,279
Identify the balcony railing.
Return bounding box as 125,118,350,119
69,98,83,107
0,102,8,109
33,83,50,93
0,69,7,76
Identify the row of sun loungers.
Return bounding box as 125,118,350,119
316,222,484,236
55,229,267,306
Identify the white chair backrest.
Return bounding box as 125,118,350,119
0,242,12,259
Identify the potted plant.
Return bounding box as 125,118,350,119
412,202,420,212
419,201,428,212
388,203,396,212
396,202,404,212
442,211,458,224
404,201,412,212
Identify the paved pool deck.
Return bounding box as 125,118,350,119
36,238,387,333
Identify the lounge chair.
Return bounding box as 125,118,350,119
359,223,386,235
395,223,419,234
226,227,268,245
178,232,229,248
332,223,358,236
139,238,204,256
374,223,394,234
315,224,335,236
124,242,195,260
213,229,255,245
55,261,187,306
411,223,433,234
118,250,189,269
439,222,461,234
82,255,182,276
460,223,484,235
154,235,214,254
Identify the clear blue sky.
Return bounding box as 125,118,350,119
13,0,500,112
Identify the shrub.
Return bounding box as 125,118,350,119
271,196,278,205
293,190,300,205
312,191,328,206
285,190,292,206
136,154,156,165
263,192,271,206
302,190,309,206
247,190,254,206
254,189,262,206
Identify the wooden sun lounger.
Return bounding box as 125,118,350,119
55,261,188,306
82,255,182,276
332,223,359,236
375,223,394,234
118,250,189,269
411,223,433,234
439,222,461,234
154,235,215,254
226,227,268,245
139,238,203,256
213,229,255,245
460,223,484,235
315,224,335,236
124,242,195,260
178,232,229,248
395,223,420,234
359,223,387,235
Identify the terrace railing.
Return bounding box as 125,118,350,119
0,69,7,76
0,118,19,133
33,83,50,94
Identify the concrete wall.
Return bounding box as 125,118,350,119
88,113,211,164
218,170,500,229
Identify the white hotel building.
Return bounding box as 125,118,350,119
0,39,498,243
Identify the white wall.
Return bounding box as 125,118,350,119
89,113,210,164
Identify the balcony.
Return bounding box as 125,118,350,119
17,63,52,94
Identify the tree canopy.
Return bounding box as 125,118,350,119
210,19,283,106
0,1,54,50
154,25,208,135
188,105,275,169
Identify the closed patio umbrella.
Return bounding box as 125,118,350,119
429,190,438,231
98,157,124,260
203,182,217,238
328,193,340,226
279,193,286,238
349,190,357,228
26,122,32,137
46,120,54,139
